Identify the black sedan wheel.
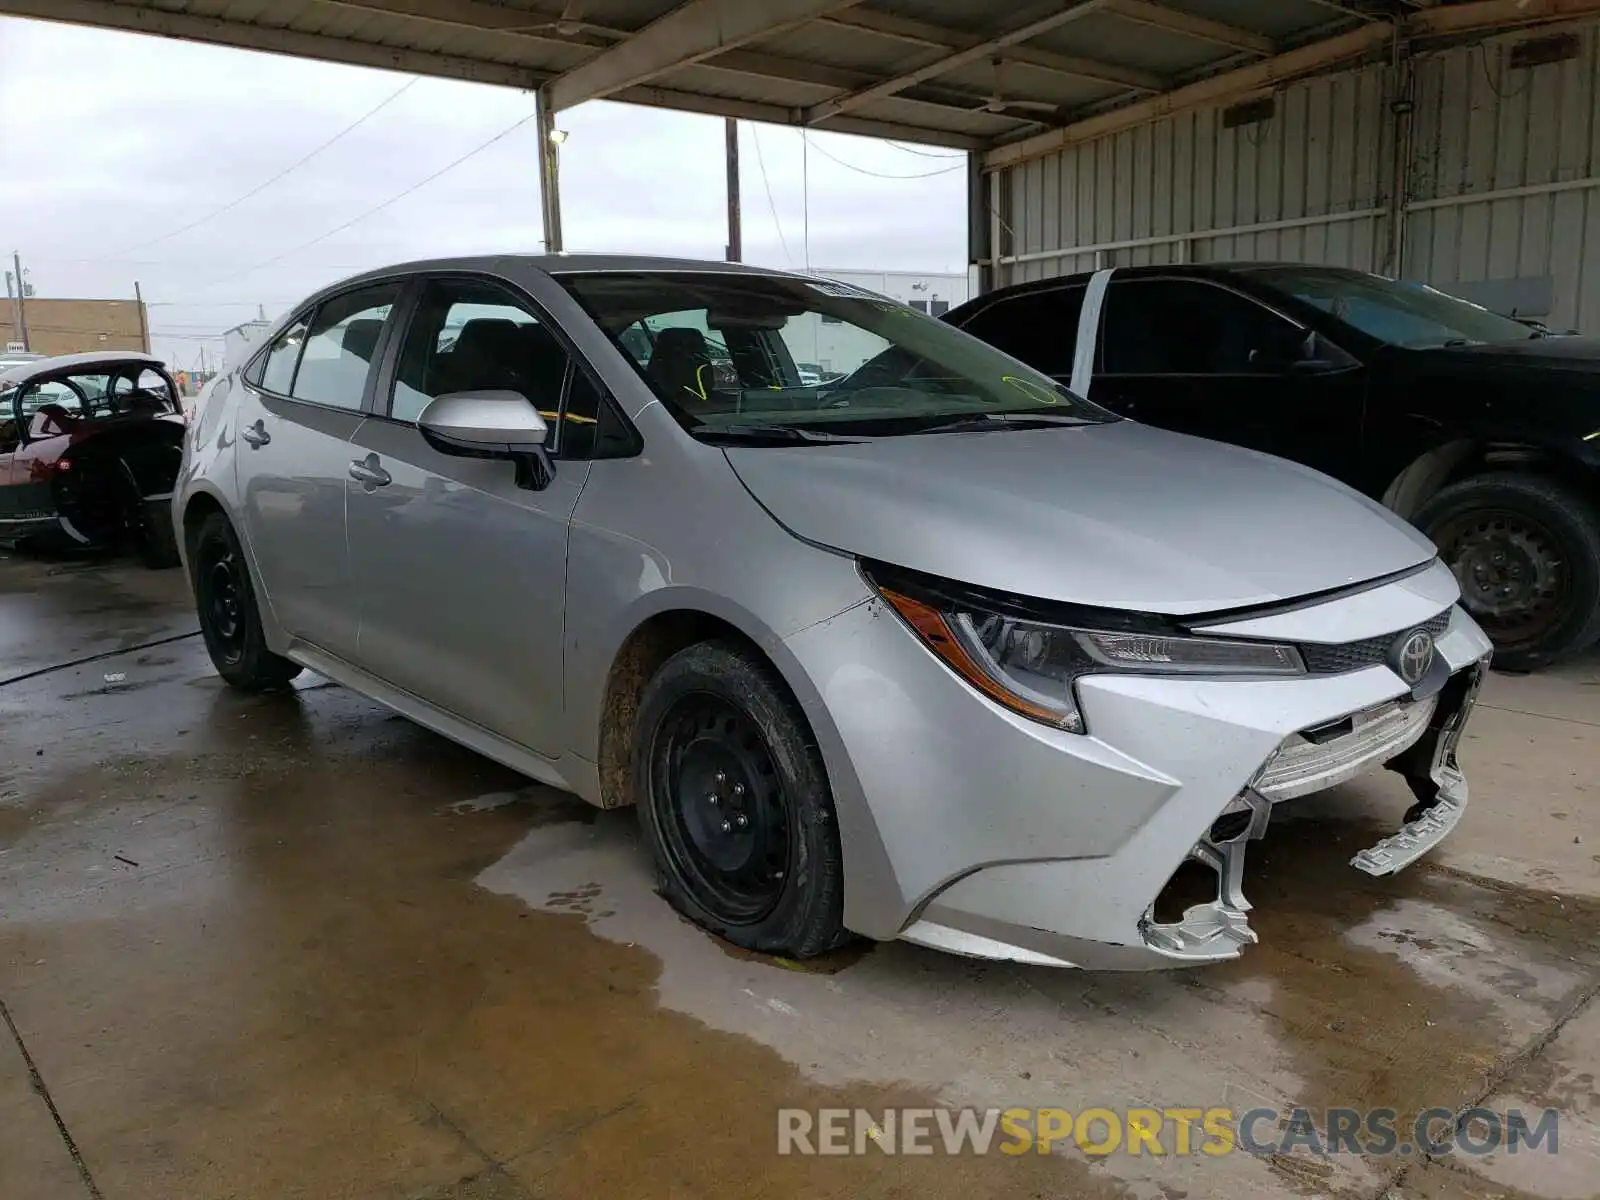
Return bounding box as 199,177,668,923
635,641,848,958
1417,472,1600,671
190,511,302,690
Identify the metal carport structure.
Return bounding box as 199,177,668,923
6,0,1600,310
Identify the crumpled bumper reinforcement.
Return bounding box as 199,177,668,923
1138,661,1487,962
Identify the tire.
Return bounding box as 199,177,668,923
634,640,850,958
132,498,181,569
1415,471,1600,672
189,511,302,691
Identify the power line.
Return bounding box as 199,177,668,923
803,136,966,180
90,79,419,262
750,126,792,266
887,140,968,160
193,106,541,293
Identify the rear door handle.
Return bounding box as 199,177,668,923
240,419,271,448
348,454,392,488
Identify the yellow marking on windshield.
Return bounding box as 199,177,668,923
536,410,597,425
1002,375,1059,405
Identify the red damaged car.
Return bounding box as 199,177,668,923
0,351,183,567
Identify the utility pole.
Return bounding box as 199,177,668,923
10,252,29,350
725,117,742,262
134,280,151,353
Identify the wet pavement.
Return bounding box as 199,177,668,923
1,550,1596,1200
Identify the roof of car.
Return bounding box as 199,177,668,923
955,261,1368,310
337,252,801,285
0,350,167,388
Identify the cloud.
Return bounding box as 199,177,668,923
0,16,968,369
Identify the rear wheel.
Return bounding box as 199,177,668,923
1417,472,1600,671
190,511,301,690
634,641,849,958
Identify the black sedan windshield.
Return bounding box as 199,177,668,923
558,271,1113,436
1251,266,1538,349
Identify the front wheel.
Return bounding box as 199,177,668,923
1416,471,1600,671
190,511,302,690
634,641,849,958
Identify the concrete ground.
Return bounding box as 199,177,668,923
1,550,1595,1200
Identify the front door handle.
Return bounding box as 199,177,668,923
240,419,271,448
348,453,392,488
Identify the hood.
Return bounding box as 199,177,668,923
724,421,1436,616
1411,335,1600,376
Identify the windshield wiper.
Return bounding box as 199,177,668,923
908,412,1095,435
691,422,864,446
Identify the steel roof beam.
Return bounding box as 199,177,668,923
818,8,1168,92
612,84,984,148
985,23,1392,170
1102,0,1275,55
806,0,1158,123
543,0,865,112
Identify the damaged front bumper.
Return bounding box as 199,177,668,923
785,564,1495,971
1139,660,1486,964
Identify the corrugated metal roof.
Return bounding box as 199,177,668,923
4,0,1598,164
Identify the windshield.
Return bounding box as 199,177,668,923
558,271,1112,437
1250,267,1538,349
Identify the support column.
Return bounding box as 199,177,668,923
724,118,742,262
967,152,991,295
536,88,565,254
1381,26,1414,278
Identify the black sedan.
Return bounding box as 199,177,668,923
947,264,1600,671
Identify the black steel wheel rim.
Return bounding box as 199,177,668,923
648,693,793,926
1433,506,1571,651
199,542,247,664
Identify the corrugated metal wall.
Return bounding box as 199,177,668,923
1406,23,1600,329
993,20,1600,332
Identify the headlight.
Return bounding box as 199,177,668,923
870,570,1304,734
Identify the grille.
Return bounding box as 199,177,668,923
1300,610,1452,676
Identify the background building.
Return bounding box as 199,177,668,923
790,268,971,377
985,23,1599,334
1,296,149,357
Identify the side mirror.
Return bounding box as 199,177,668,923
1250,329,1330,374
418,390,554,491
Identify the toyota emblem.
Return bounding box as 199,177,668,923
1392,628,1436,686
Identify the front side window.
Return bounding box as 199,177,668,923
558,271,1111,438
388,277,587,455
955,288,1085,379
1249,266,1539,349
289,285,399,409
1100,280,1303,375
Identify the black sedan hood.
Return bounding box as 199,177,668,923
1410,336,1600,376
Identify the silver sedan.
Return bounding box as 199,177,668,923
175,255,1492,969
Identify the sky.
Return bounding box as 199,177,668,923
0,15,969,371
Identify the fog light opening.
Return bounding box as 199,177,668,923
1152,859,1218,925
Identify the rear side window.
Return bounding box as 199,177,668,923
290,285,399,409
956,288,1084,379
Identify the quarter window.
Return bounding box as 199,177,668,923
1101,280,1301,375
289,285,399,409
258,318,310,395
